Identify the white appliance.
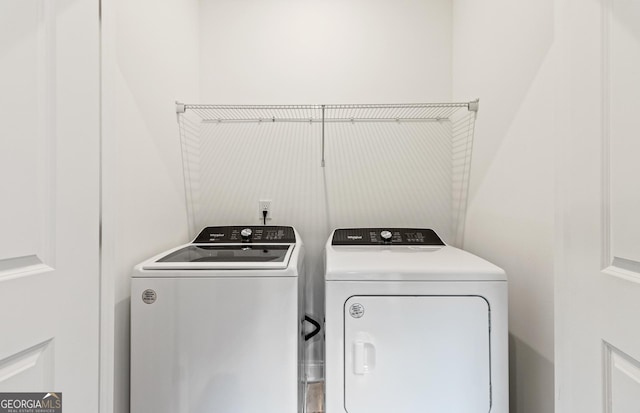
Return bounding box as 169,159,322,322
324,228,508,413
131,226,305,413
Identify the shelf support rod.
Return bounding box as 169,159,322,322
321,105,326,167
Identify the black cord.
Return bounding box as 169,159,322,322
262,209,267,225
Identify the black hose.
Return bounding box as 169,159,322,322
304,315,321,341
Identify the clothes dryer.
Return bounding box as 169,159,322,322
324,228,508,413
131,226,305,413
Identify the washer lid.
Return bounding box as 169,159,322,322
138,225,300,271
141,243,295,270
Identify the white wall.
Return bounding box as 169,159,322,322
101,0,200,411
197,0,455,376
452,0,556,412
199,0,452,103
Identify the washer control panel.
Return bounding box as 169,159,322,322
332,228,444,246
194,226,296,243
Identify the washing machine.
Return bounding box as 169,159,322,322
130,226,305,413
324,228,508,413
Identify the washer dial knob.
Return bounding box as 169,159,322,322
380,230,393,242
241,228,253,240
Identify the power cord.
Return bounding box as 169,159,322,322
262,209,268,225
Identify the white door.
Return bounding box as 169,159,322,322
556,0,640,411
343,296,491,413
0,0,100,411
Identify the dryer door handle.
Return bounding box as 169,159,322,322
353,341,376,375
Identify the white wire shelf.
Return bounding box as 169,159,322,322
176,100,478,247
177,101,477,123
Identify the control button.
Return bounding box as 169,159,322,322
380,230,393,242
241,228,253,241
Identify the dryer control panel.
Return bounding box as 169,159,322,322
332,228,445,246
194,226,296,243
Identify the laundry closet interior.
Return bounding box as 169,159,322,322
103,0,559,412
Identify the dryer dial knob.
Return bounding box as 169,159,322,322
241,228,253,240
380,230,393,242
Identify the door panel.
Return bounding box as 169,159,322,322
0,0,55,268
344,296,490,413
0,1,58,393
608,0,640,274
605,344,640,411
0,341,54,391
0,0,100,411
557,0,640,411
603,0,640,408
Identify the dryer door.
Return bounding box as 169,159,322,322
344,295,491,413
